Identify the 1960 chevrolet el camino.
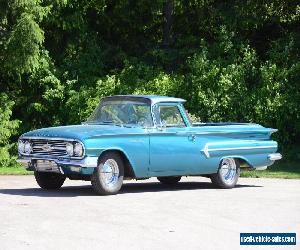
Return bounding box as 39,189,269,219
18,95,282,195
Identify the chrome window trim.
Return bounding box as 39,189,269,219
89,95,188,129
19,136,85,159
151,104,159,127
152,103,188,128
104,95,186,105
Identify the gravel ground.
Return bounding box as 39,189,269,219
0,176,299,250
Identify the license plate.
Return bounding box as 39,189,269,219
36,160,59,172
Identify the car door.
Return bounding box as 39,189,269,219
149,103,201,175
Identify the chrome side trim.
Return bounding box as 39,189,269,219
20,136,82,142
201,144,277,158
268,153,282,161
76,130,275,137
202,144,210,158
191,130,275,135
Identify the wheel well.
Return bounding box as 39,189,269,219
98,150,136,178
220,156,252,168
235,158,251,168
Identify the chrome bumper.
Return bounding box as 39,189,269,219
268,153,282,161
255,153,282,171
17,159,33,168
255,166,268,171
17,156,98,174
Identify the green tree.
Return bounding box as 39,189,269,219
0,0,299,168
0,93,19,167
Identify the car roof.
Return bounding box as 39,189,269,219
103,95,186,105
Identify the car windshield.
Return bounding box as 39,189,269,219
86,99,153,127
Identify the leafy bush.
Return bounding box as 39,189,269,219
0,94,20,167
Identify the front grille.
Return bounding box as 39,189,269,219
30,139,68,157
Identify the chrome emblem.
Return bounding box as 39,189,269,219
41,143,52,152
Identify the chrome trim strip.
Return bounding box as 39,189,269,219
200,140,276,145
208,145,276,151
201,144,277,158
20,136,81,141
268,153,282,161
191,130,274,135
69,130,276,137
21,130,275,139
150,103,157,127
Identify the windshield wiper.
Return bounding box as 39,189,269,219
101,121,115,124
101,121,125,127
84,121,126,127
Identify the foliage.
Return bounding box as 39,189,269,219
0,165,32,175
240,161,300,179
0,93,19,167
0,0,299,165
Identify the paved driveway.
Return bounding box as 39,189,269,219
0,176,299,250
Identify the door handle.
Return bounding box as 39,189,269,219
176,132,196,141
188,134,196,142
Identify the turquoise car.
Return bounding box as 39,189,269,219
18,95,282,195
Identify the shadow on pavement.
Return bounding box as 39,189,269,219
0,181,263,197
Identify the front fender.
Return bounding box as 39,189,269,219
84,135,150,178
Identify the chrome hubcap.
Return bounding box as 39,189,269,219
100,159,119,188
220,158,237,185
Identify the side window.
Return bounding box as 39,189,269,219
159,105,186,127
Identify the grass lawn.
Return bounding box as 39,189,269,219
240,161,300,179
0,166,32,175
1,160,299,179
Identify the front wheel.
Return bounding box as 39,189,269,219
34,171,66,190
210,158,240,188
157,176,181,185
91,152,124,195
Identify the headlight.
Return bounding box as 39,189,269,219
18,140,25,154
74,142,83,157
66,142,74,156
24,141,32,154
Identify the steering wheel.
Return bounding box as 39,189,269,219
138,118,149,127
103,110,124,124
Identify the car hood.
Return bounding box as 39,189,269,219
20,124,141,141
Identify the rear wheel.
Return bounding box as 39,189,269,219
157,176,181,185
34,171,66,190
91,152,124,195
210,158,240,188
